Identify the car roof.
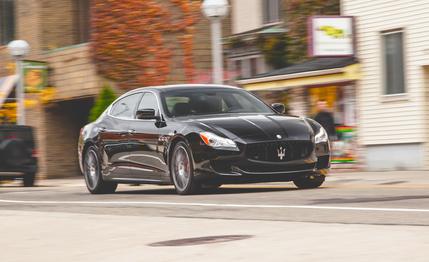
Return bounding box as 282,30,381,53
129,84,241,94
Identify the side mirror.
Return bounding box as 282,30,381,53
136,108,160,120
271,103,285,114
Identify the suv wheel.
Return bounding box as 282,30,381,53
23,173,35,187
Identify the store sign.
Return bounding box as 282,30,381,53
309,16,355,57
23,60,48,93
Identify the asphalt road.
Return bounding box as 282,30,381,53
1,171,428,261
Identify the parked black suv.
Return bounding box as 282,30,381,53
0,125,38,186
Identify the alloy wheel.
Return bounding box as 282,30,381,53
84,149,99,190
172,145,191,192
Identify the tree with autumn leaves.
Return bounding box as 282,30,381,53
285,0,340,64
91,0,201,90
90,0,339,89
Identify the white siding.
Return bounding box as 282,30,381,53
424,67,429,168
231,0,263,34
342,0,429,146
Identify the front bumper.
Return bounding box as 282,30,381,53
192,141,330,184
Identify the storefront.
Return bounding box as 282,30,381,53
237,57,360,166
0,75,17,124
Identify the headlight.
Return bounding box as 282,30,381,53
315,127,329,143
199,132,239,151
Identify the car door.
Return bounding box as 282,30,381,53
127,92,169,182
99,93,142,179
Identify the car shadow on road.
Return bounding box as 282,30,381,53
115,186,302,195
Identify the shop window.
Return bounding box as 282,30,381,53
250,58,258,77
233,57,266,79
75,0,90,44
0,0,15,45
263,0,281,24
382,30,406,94
235,60,242,79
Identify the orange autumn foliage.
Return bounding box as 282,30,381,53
91,0,201,89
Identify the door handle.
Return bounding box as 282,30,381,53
99,127,107,132
128,129,136,134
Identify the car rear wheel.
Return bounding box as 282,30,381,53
293,174,325,189
83,146,117,194
170,141,200,195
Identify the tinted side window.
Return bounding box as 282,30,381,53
138,93,158,111
111,93,142,119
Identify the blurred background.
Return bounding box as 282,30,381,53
0,0,428,180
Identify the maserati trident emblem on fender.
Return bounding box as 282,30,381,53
277,146,286,160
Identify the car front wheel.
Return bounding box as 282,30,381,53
83,146,117,194
293,174,325,189
170,141,200,195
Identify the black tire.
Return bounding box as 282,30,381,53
23,173,36,187
83,146,117,194
170,141,200,195
202,183,222,191
293,174,325,189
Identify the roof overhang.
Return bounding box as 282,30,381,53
238,63,360,91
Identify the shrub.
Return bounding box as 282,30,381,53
89,84,117,122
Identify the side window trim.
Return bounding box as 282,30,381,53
135,91,162,120
108,92,143,120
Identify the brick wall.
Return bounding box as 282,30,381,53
0,0,42,77
40,0,77,50
43,98,93,178
1,0,227,178
0,47,13,77
25,94,48,179
43,44,102,101
15,0,42,58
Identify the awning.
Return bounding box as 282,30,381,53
0,75,17,108
237,57,360,91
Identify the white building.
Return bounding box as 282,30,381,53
342,0,429,170
228,0,283,80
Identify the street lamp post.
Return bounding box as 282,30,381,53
7,40,30,126
202,0,229,85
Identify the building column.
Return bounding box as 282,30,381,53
25,94,47,180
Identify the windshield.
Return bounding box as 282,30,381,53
161,88,274,117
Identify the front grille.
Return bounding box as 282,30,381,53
246,140,314,162
234,163,316,173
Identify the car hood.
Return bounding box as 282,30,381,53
188,114,313,143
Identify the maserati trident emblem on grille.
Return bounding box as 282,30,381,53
277,146,286,160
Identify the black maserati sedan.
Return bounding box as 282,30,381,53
78,85,330,195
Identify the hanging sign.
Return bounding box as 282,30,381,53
309,16,355,57
23,60,48,93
